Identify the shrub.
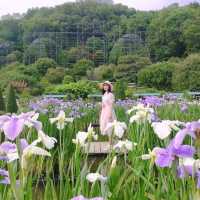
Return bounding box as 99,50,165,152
6,53,18,63
62,75,74,84
6,84,18,113
29,83,44,96
172,53,200,91
34,58,57,76
45,67,65,84
125,87,134,99
0,89,5,111
72,59,94,79
138,62,175,90
114,80,128,100
92,64,115,80
46,81,96,99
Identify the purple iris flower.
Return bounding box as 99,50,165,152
177,161,200,188
0,168,20,185
174,121,200,149
2,116,25,141
0,169,9,177
116,99,136,110
71,196,103,200
163,94,178,102
140,96,163,107
180,103,188,113
0,115,10,129
154,140,195,168
150,112,160,122
28,97,95,118
0,141,17,161
0,168,10,185
0,141,17,153
20,139,29,152
0,112,42,141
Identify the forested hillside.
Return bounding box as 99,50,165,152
0,1,200,94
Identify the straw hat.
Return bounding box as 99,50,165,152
99,81,113,91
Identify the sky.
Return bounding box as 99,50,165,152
0,0,199,17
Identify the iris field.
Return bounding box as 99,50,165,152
1,96,200,200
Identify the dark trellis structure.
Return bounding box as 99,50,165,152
25,24,149,65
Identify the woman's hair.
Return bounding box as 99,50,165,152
102,84,112,94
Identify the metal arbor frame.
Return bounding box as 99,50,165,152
26,24,149,65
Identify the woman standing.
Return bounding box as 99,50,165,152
99,81,116,135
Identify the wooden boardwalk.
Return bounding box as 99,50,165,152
84,142,111,155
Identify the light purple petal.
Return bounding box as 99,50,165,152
19,112,35,120
0,141,17,153
3,117,24,141
0,156,7,161
180,104,188,112
0,177,10,185
0,168,9,177
20,139,29,151
0,115,10,128
174,129,189,149
155,148,174,168
186,122,200,133
177,166,186,178
196,171,200,188
173,145,195,158
29,119,42,131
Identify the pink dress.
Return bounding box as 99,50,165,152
100,92,116,135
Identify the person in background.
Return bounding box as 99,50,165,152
99,81,116,136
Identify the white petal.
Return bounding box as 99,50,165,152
152,122,172,140
50,118,58,124
7,152,19,163
141,154,151,160
86,173,107,183
38,130,57,149
65,118,74,123
23,146,51,157
111,156,117,169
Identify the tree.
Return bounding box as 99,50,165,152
0,89,5,111
72,59,94,79
109,34,148,64
77,0,113,4
58,47,89,67
86,37,104,53
138,62,175,90
147,6,198,61
114,79,127,99
183,18,200,54
172,53,200,91
6,84,18,113
23,38,57,65
114,55,151,82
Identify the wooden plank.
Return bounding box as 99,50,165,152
84,142,111,155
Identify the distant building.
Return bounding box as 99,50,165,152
76,0,113,5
